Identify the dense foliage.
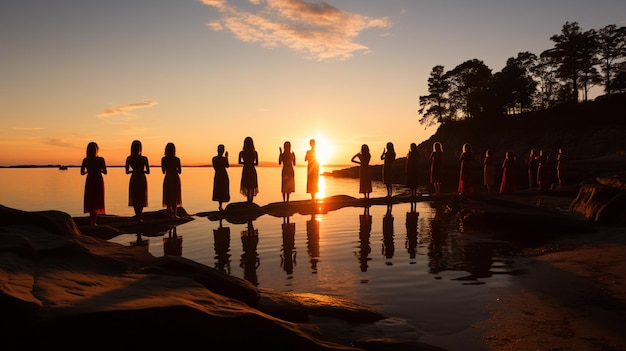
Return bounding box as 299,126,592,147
419,22,626,127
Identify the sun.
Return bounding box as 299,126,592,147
313,133,334,166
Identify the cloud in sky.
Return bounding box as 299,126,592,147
97,100,159,119
202,0,391,61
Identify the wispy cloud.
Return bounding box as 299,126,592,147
12,127,44,131
97,100,158,119
42,137,76,148
202,0,391,61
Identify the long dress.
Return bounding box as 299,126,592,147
382,151,395,186
280,152,295,195
305,149,319,195
82,156,106,214
430,151,443,184
357,154,372,194
483,155,495,189
457,151,473,194
405,150,419,191
212,155,230,202
499,158,516,193
239,150,259,197
127,156,148,207
528,155,539,190
537,154,548,190
162,155,182,208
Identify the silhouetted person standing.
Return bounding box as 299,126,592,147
429,142,443,196
126,140,150,221
457,143,474,195
81,141,107,226
406,143,420,198
556,147,567,188
212,144,230,211
351,144,372,199
482,149,495,193
161,142,182,218
537,149,548,191
279,141,296,202
238,136,259,203
499,151,516,194
305,139,319,201
528,149,539,190
381,142,396,197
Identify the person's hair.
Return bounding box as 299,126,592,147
410,142,417,151
164,142,176,157
284,141,291,152
362,144,369,154
463,143,472,153
386,142,395,153
243,136,255,151
217,144,225,155
309,139,316,148
433,142,443,152
131,140,142,156
86,142,98,159
485,149,492,157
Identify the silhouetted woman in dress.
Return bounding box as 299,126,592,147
238,136,259,203
126,140,150,221
380,142,396,197
457,143,474,194
556,147,567,188
537,149,548,191
499,151,516,194
528,149,539,190
212,144,230,211
305,139,319,201
406,143,420,198
81,141,107,226
351,144,372,199
161,142,182,218
279,141,296,202
429,141,443,196
482,149,495,193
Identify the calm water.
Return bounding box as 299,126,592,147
0,167,522,350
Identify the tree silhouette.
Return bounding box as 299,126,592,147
418,65,451,127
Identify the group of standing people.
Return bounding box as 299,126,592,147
81,139,181,226
80,136,322,226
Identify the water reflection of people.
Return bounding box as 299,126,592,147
355,206,372,272
427,205,445,274
405,206,419,261
280,216,296,275
382,204,394,263
213,219,231,274
306,214,320,273
163,226,183,256
240,220,260,286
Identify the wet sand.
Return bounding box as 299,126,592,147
476,226,626,350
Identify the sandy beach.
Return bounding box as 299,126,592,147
476,225,626,350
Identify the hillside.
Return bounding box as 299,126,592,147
328,93,626,194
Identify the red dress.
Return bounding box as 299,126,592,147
457,151,473,194
499,158,516,193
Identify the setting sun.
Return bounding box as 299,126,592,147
313,133,334,166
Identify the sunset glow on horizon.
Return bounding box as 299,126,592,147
1,1,624,167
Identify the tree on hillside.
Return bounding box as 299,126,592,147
418,65,451,127
447,59,492,120
542,21,598,102
596,24,626,95
532,54,562,109
491,52,538,114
